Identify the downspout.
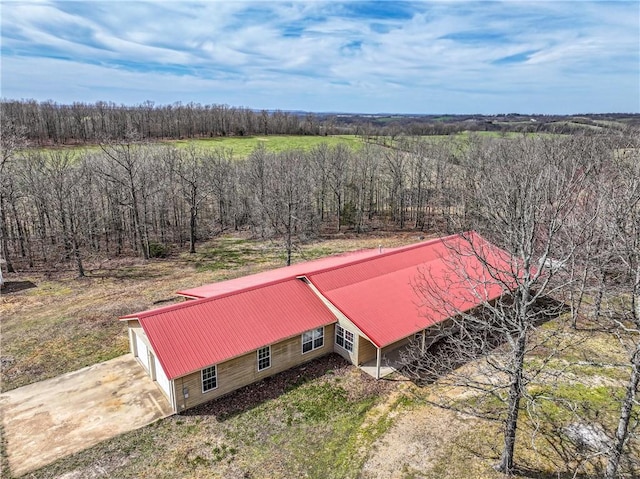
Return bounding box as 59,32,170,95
376,347,381,380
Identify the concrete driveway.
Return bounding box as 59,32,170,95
0,354,173,476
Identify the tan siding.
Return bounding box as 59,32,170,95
381,336,411,356
357,336,377,365
174,324,335,411
302,277,379,368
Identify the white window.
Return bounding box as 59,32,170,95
336,325,354,352
202,365,217,392
257,346,271,371
302,327,324,353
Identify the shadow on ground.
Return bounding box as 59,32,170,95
399,296,569,386
1,281,37,294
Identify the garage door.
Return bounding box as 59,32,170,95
153,354,171,399
135,332,150,371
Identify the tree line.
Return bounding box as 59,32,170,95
0,99,342,145
3,99,634,147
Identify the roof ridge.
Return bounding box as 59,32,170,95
304,234,455,279
176,247,387,299
122,234,470,321
120,275,303,320
124,248,388,320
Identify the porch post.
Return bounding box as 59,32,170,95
376,347,381,379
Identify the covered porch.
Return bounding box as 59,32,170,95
357,329,440,379
358,329,421,379
359,344,409,378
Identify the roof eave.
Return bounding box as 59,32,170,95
164,317,338,380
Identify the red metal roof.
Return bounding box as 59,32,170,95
122,279,336,379
306,232,515,348
121,232,516,380
177,248,392,299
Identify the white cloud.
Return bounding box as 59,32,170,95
1,0,638,113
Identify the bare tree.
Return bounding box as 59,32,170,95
207,148,234,232
545,132,640,476
403,135,601,473
327,144,349,231
243,144,270,238
256,150,317,265
97,132,151,259
0,118,27,273
383,147,408,228
165,146,212,253
600,140,640,479
309,143,330,221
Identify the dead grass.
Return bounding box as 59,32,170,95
359,317,639,479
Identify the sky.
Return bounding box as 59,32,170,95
1,0,638,114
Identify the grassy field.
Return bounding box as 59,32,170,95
26,131,559,160
28,135,365,159
2,233,638,478
169,134,364,158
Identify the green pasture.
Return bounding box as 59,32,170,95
169,134,364,158
20,131,572,164
24,135,365,160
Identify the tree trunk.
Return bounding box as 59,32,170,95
130,185,148,260
286,200,293,266
571,262,590,328
336,192,342,232
604,341,639,478
189,205,197,254
10,198,26,258
498,331,527,473
0,194,15,273
594,269,607,319
605,266,640,478
71,231,85,278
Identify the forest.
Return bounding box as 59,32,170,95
1,100,637,278
1,99,639,477
2,99,638,146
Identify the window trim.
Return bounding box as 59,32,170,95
201,365,217,393
257,345,271,372
336,325,354,352
302,327,324,354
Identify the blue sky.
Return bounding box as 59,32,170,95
1,0,638,114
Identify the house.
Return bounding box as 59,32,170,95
120,232,513,413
